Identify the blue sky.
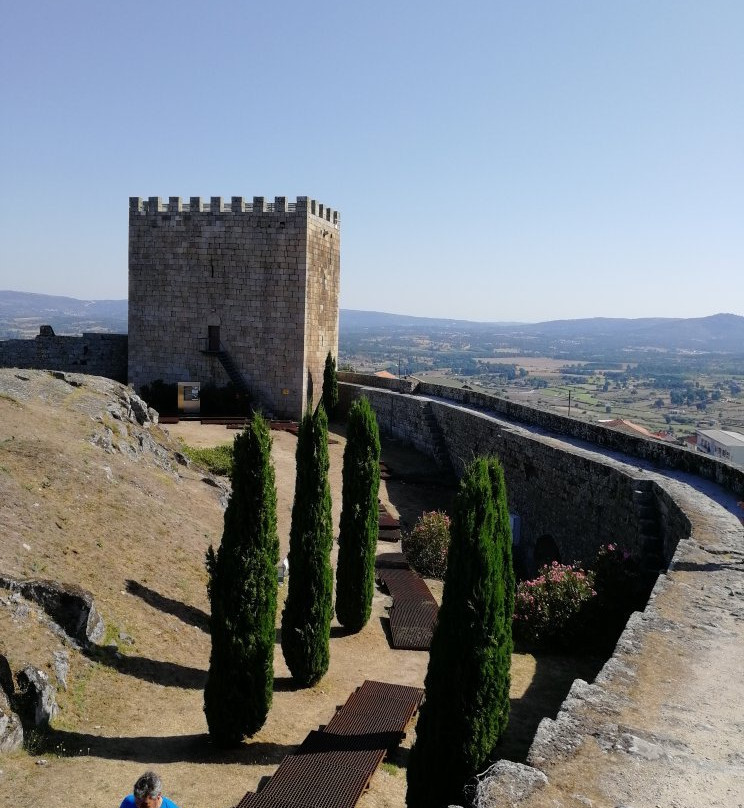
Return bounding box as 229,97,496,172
1,1,741,322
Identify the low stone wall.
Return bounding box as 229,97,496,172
338,371,417,394
340,381,692,569
0,327,127,383
341,372,744,497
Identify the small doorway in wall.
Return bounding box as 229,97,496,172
208,325,220,353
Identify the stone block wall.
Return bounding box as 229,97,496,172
341,372,744,496
129,195,340,419
338,372,417,394
0,327,127,382
304,213,341,408
340,381,692,570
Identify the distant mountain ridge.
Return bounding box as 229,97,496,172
0,290,128,338
1,290,742,352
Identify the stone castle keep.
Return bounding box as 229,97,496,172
128,195,340,419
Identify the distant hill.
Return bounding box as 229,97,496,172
1,290,742,353
341,310,744,354
0,290,128,338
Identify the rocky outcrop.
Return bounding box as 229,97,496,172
0,688,24,752
472,761,548,807
0,576,105,646
15,666,58,727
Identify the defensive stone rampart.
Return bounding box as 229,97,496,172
0,326,127,383
339,372,744,496
339,373,744,807
340,382,692,569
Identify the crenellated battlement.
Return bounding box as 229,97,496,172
129,195,340,225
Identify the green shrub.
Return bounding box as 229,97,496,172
140,379,178,414
588,543,653,648
513,562,596,649
139,380,250,417
200,382,251,416
402,511,451,578
181,443,234,478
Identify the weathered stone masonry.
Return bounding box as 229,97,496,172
0,326,127,382
339,375,743,570
128,195,340,419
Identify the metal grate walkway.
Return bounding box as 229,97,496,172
376,565,439,651
234,680,423,808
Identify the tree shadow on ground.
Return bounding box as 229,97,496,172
384,477,455,534
378,435,456,533
671,559,744,573
272,675,301,692
41,728,294,764
126,579,210,632
84,644,207,689
329,625,355,639
491,651,605,763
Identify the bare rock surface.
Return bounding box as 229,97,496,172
0,576,105,646
16,665,58,727
473,761,548,807
0,688,23,752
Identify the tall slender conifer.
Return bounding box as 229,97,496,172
406,457,514,808
204,413,279,746
322,351,339,419
281,405,334,686
335,396,381,631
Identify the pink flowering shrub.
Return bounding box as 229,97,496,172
513,562,596,648
402,511,451,578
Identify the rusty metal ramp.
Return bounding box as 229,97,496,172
388,600,439,650
376,566,438,650
234,681,423,808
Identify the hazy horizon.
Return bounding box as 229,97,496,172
1,288,741,327
1,2,742,321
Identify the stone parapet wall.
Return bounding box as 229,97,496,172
341,377,741,807
0,329,127,383
338,371,417,394
341,373,744,497
339,383,437,458
340,382,669,567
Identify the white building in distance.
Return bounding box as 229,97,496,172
696,428,744,466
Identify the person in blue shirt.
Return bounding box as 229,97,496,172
120,771,181,808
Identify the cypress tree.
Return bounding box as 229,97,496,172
322,351,339,419
203,413,279,746
406,457,514,808
335,396,381,632
281,405,334,686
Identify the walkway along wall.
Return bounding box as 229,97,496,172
340,380,699,571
